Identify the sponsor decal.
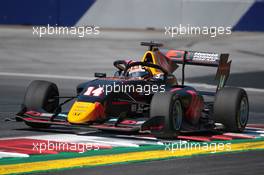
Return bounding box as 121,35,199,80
192,52,219,62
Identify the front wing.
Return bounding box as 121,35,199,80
16,110,143,132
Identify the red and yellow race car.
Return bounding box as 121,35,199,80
16,42,249,139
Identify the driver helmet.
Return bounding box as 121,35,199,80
128,66,152,79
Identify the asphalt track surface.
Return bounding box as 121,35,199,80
35,150,264,175
0,27,264,174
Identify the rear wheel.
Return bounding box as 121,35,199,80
150,92,183,139
213,87,249,132
23,80,59,128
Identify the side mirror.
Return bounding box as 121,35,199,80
94,72,106,78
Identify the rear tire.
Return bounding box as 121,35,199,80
150,92,183,139
23,80,59,128
213,87,249,132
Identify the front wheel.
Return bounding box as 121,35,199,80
213,87,249,132
22,80,59,128
150,92,183,139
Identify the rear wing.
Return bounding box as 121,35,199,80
163,50,232,91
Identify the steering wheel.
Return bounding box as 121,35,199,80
123,61,168,77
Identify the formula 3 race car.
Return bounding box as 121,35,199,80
16,42,249,139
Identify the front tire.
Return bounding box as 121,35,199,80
213,87,249,132
23,80,59,128
150,92,183,139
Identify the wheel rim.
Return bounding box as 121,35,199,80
239,97,248,126
172,100,182,130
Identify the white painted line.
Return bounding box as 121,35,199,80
24,134,140,147
0,134,167,149
185,82,264,93
245,127,264,131
0,72,263,92
0,72,94,80
87,139,140,147
115,135,158,140
0,134,141,148
0,151,29,158
244,128,264,136
256,130,264,134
